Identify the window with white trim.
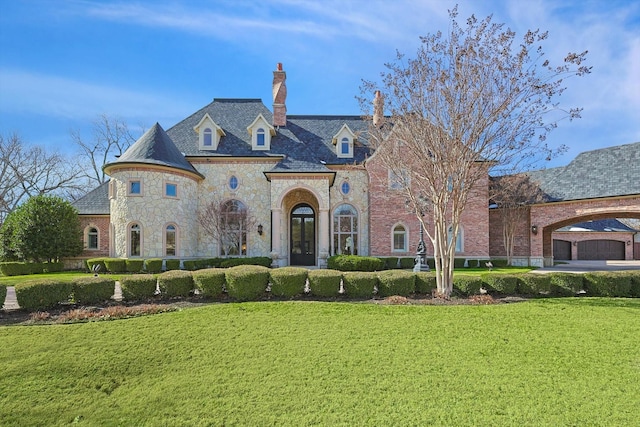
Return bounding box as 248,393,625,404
247,114,274,151
220,200,248,256
129,223,142,257
165,182,178,198
128,180,142,195
448,225,463,253
393,225,407,252
165,224,177,256
333,204,358,255
87,227,99,250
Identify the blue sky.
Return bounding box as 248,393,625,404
1,0,638,168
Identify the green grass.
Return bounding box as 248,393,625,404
1,299,639,426
0,271,124,285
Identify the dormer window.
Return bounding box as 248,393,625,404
247,114,275,151
194,113,225,150
333,124,355,158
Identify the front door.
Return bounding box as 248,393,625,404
290,204,315,265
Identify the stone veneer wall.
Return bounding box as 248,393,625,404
193,160,273,258
109,167,199,258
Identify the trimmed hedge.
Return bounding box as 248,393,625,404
192,268,226,299
327,255,384,272
518,274,551,295
269,267,308,298
0,284,7,307
415,272,437,294
145,258,163,274
72,276,116,305
119,274,157,301
342,271,378,298
158,270,195,297
126,259,144,273
549,273,584,296
377,270,415,297
630,272,640,298
86,258,107,274
454,258,466,268
220,257,272,268
308,269,342,297
0,262,31,276
482,274,519,295
381,257,399,270
15,280,72,311
399,257,415,270
104,258,127,274
583,272,632,297
225,265,270,301
165,259,181,271
453,275,485,296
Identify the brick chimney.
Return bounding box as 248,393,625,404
373,90,384,127
272,63,287,127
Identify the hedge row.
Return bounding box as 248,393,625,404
0,261,64,276
85,257,272,274
6,269,640,312
330,255,511,272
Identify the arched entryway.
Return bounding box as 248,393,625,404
290,203,316,265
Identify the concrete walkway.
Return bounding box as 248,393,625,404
532,260,640,274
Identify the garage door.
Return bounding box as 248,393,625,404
553,240,572,260
577,240,625,260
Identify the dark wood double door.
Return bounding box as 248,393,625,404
290,204,315,266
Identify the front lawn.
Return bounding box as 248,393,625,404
1,299,639,426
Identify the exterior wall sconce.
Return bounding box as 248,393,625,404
628,240,632,246
531,225,538,235
573,241,577,246
257,224,263,236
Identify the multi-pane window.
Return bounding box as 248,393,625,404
229,175,239,191
341,137,350,155
165,225,176,256
333,204,358,255
87,227,98,250
220,200,247,256
389,169,409,190
448,226,463,252
341,181,350,195
257,128,266,146
393,225,407,252
129,223,141,256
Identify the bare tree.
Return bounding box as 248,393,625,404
360,7,590,297
490,174,545,265
71,114,137,187
198,197,256,257
0,133,81,224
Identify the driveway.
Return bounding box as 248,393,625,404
532,260,640,274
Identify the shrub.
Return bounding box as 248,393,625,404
119,275,158,301
0,261,30,276
327,255,384,272
399,257,415,269
518,274,551,295
482,274,519,295
165,259,181,271
86,258,107,274
342,271,378,298
220,257,272,268
0,284,7,307
158,270,194,298
269,267,308,298
549,273,583,296
126,259,144,273
192,268,226,299
382,257,399,270
377,270,415,297
630,271,640,298
42,262,64,273
182,260,199,271
225,265,270,301
490,259,509,268
72,276,116,305
104,258,127,273
308,269,342,297
466,259,480,268
15,280,72,311
145,258,163,274
415,272,437,294
583,272,632,297
454,258,466,268
454,275,485,296
426,258,436,269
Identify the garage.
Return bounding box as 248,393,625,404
553,239,572,260
577,240,625,260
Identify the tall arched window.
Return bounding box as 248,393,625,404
87,227,99,250
203,128,213,146
256,128,265,146
165,224,177,257
221,200,247,256
341,137,350,155
333,204,358,255
129,223,141,257
448,225,463,253
393,224,407,252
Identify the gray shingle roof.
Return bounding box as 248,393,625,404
166,99,370,173
72,181,110,215
556,218,637,232
527,141,640,201
104,122,203,177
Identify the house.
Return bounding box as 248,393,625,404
71,64,491,268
